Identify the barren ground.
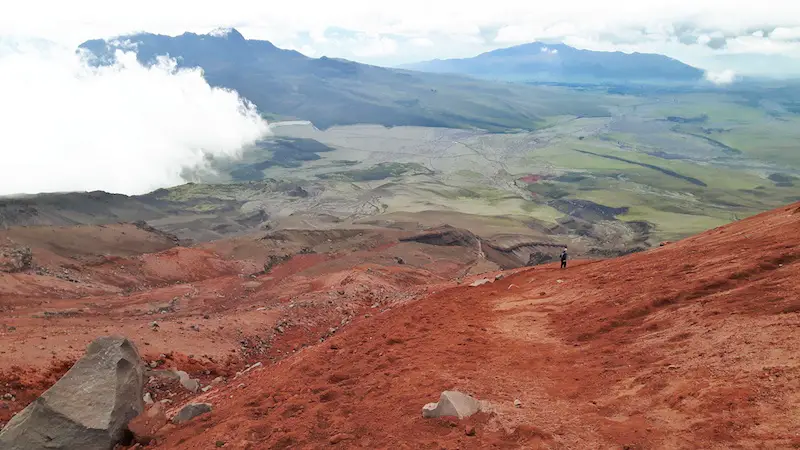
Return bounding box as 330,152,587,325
1,204,799,449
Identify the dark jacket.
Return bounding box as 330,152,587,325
560,250,567,261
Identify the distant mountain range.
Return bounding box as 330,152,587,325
79,31,706,131
402,42,704,84
79,29,610,131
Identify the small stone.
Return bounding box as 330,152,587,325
244,362,262,373
329,433,355,445
465,425,476,436
203,315,210,320
202,386,213,393
143,393,154,405
514,399,522,408
149,361,158,368
176,371,200,393
171,403,212,424
470,278,492,287
494,274,504,281
212,377,224,385
190,325,200,332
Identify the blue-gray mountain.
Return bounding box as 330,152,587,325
403,42,704,84
79,30,610,131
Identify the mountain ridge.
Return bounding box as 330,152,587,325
78,29,609,131
404,41,705,84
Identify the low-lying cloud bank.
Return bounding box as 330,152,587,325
0,38,269,196
704,69,737,85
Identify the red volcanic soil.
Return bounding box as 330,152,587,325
3,204,800,448
156,204,800,449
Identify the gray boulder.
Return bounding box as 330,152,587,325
0,336,145,450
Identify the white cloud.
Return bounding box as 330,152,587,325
351,35,398,57
705,69,737,85
4,1,800,73
771,27,800,41
0,39,269,196
409,37,434,47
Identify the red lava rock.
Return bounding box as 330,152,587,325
465,425,476,436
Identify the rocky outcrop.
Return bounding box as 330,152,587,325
0,336,145,450
0,243,32,273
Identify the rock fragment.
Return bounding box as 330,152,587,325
421,391,482,419
172,403,213,424
128,402,168,445
329,433,355,444
176,370,201,393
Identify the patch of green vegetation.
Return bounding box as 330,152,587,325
665,114,708,124
332,160,360,166
525,182,570,199
768,173,796,187
554,173,589,183
619,206,734,238
317,162,433,182
226,138,337,182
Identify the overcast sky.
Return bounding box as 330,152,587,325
3,0,800,195
3,0,800,76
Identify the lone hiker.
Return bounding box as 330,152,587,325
560,247,568,269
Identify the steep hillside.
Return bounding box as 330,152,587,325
405,42,704,84
78,30,609,130
152,202,798,449
2,201,798,448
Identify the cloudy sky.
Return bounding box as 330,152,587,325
4,0,800,76
3,0,800,195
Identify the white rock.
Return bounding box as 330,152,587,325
421,391,482,419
